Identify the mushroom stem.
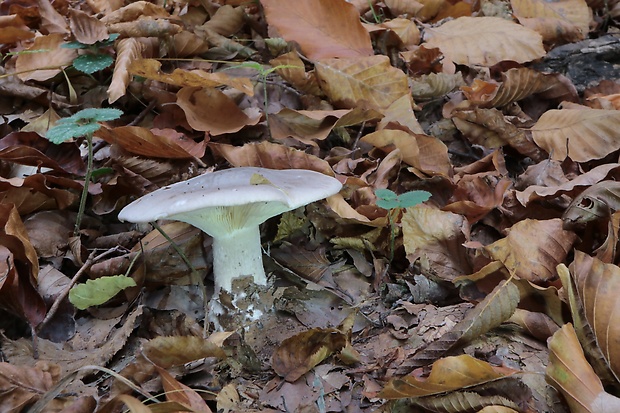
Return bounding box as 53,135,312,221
211,225,267,292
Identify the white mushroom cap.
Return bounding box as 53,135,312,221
118,167,342,235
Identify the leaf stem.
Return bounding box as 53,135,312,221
74,134,93,236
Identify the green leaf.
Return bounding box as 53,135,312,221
46,123,101,144
62,41,87,49
99,33,120,46
67,108,124,123
375,188,397,201
73,53,114,74
69,275,137,310
397,190,431,208
376,198,400,210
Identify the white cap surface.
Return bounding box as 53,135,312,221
118,167,342,236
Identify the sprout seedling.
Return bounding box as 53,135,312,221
375,189,431,261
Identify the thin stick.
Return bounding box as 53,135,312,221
36,247,121,332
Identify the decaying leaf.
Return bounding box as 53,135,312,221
272,327,347,382
562,181,620,228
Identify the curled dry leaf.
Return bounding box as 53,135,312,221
211,141,336,176
377,94,424,134
16,34,78,82
531,108,620,162
107,19,182,38
156,366,212,412
511,0,590,44
202,5,245,37
361,129,451,176
96,126,207,159
100,1,171,24
69,9,108,45
547,323,620,413
571,251,620,380
380,354,516,398
272,327,347,382
402,205,471,281
176,86,260,135
271,52,323,95
143,336,226,369
423,16,546,66
315,55,410,111
0,15,34,43
411,72,465,100
408,280,520,367
108,38,144,103
262,0,373,59
562,180,620,228
484,218,576,282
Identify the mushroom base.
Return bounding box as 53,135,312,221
211,225,267,292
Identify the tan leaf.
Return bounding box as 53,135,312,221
571,252,620,380
170,31,210,57
37,0,69,34
272,328,347,382
380,354,514,398
409,280,520,367
211,141,335,176
423,16,545,66
107,19,182,38
402,205,471,281
142,336,226,368
531,108,620,162
262,0,373,59
511,0,590,43
202,5,245,36
452,108,546,161
0,361,57,409
108,38,144,103
374,18,421,48
95,126,206,159
16,34,78,81
69,9,108,45
156,366,212,412
484,218,576,282
315,55,410,111
547,323,620,413
0,15,34,43
270,107,381,145
271,52,322,95
177,86,260,135
361,129,451,176
562,181,620,228
101,1,171,24
385,0,425,17
130,59,253,95
377,94,425,134
411,72,465,100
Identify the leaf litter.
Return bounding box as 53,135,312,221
0,0,619,411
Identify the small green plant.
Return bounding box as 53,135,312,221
46,107,123,235
62,33,120,74
375,188,431,262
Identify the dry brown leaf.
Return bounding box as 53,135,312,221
377,94,425,134
170,31,210,58
262,0,373,59
271,52,322,95
108,38,144,103
156,366,213,412
143,336,226,368
373,18,421,48
402,205,471,281
107,19,182,38
562,180,620,227
385,0,425,17
315,55,410,111
211,141,336,176
571,252,620,379
69,9,108,45
16,34,78,81
100,1,171,24
511,0,590,44
411,72,465,100
423,16,546,66
177,86,260,135
129,59,253,95
361,129,451,176
409,280,520,367
531,108,620,162
380,354,515,398
452,108,546,161
0,15,34,43
37,0,69,34
0,361,58,409
484,218,576,282
202,5,245,36
271,328,347,382
95,126,206,159
270,107,380,145
547,323,620,413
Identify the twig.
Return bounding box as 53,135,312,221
36,247,121,332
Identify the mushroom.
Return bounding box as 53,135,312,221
118,167,342,292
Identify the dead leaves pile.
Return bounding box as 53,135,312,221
0,0,619,411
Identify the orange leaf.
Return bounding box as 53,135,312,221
262,0,373,59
